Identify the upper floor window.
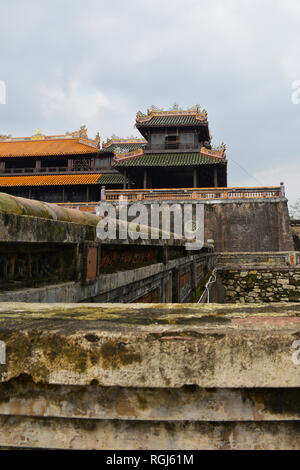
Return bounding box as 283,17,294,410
165,135,179,149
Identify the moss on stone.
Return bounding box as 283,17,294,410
241,388,300,416
192,270,213,303
100,340,141,370
136,392,149,410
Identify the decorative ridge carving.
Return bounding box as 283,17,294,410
136,104,208,123
113,148,144,162
0,126,101,148
102,137,147,149
200,143,226,159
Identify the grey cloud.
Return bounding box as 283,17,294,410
0,0,299,203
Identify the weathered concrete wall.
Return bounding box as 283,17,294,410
217,251,300,268
0,195,213,303
0,192,101,226
0,303,300,449
0,253,212,304
0,243,77,291
204,200,293,252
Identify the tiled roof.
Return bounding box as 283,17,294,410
101,139,147,154
0,174,103,187
113,152,226,168
98,173,124,184
0,138,99,158
136,106,208,127
101,142,146,154
136,115,208,127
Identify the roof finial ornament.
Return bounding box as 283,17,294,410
31,129,45,140
189,104,201,112
170,102,180,110
148,105,162,114
0,133,11,140
95,132,100,148
209,142,226,156
136,104,208,123
79,125,87,138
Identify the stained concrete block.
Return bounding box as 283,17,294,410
0,303,299,449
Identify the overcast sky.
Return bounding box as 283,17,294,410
0,0,300,204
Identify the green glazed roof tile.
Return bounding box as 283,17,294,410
97,173,125,184
113,152,226,168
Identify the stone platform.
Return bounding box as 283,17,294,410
0,303,300,449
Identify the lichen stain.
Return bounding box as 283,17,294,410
100,341,141,370
136,392,149,410
0,330,98,382
241,388,300,416
116,394,137,417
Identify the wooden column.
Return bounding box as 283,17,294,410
143,169,147,189
86,186,89,202
214,167,218,187
68,159,73,171
123,170,127,189
62,187,65,203
0,160,5,173
193,168,197,188
35,159,41,172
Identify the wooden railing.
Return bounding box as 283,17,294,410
104,186,283,202
56,202,98,212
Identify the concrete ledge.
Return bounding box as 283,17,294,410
0,210,96,244
0,302,300,449
217,251,300,268
0,192,101,226
0,417,299,450
0,303,300,388
0,378,299,422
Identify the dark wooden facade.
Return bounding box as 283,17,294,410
113,106,227,189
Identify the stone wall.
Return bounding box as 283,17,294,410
0,253,213,304
214,253,300,303
112,199,294,252
219,268,300,303
204,200,293,252
0,202,213,303
85,253,212,304
197,252,300,304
